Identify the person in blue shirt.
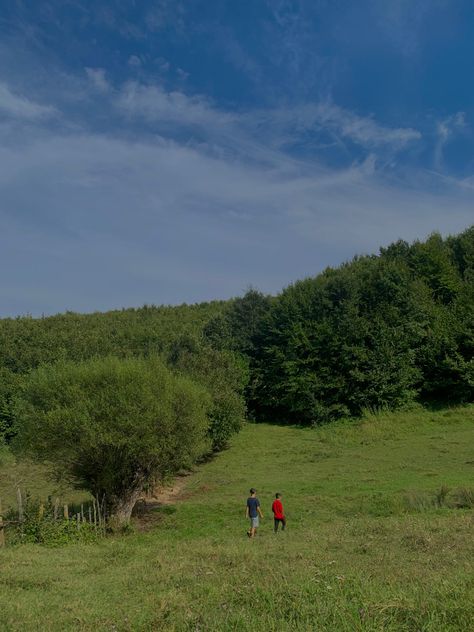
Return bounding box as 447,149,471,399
246,487,264,538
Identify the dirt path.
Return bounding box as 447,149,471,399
144,475,191,505
133,474,193,531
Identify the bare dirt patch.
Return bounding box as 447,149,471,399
132,474,193,532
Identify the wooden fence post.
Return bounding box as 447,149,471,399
16,488,24,522
0,498,5,548
38,503,44,520
53,498,60,520
64,504,69,520
97,498,102,529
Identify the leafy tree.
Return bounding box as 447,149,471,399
0,368,23,443
14,356,211,527
204,288,272,418
251,257,424,424
167,335,248,450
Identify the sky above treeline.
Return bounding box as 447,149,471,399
1,1,474,316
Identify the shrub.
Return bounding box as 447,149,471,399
6,495,100,546
14,356,211,527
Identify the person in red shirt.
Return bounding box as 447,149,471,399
272,493,286,532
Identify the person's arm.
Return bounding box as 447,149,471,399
257,500,263,518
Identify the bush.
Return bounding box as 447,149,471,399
8,496,100,546
14,356,211,527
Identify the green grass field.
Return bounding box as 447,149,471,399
1,406,473,631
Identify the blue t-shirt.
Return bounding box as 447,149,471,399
247,497,260,518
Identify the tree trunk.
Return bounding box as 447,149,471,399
108,486,143,530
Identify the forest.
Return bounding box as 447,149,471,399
1,226,473,526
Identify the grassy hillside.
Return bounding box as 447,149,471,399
1,406,473,631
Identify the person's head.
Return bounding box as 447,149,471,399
250,487,256,496
275,493,281,499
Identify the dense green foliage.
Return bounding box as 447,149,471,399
0,302,221,406
209,227,474,424
14,356,211,525
0,301,248,449
166,335,248,450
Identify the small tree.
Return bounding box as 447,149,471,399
14,356,211,527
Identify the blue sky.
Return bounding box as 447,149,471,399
1,0,473,316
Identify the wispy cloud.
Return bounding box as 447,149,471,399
0,73,470,315
115,81,235,129
0,82,57,120
434,111,466,169
253,101,421,153
113,80,421,165
85,68,110,93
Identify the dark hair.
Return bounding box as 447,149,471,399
250,488,256,494
275,493,281,498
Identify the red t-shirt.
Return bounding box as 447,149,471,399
272,499,284,519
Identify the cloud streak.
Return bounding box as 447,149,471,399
434,111,466,170
0,82,57,120
112,80,421,168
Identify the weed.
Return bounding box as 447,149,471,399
6,495,101,546
452,487,474,509
435,485,450,507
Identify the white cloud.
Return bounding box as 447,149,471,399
0,82,56,120
113,80,421,166
0,126,471,299
434,111,466,169
128,55,142,68
116,81,235,129
257,101,421,152
156,57,170,73
85,67,110,93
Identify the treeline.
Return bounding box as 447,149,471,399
206,227,474,424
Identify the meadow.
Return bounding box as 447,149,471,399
0,405,473,631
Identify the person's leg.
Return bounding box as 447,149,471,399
249,517,258,538
281,517,286,531
274,518,278,532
